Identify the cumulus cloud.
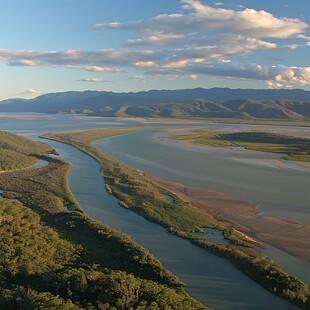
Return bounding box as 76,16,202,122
76,78,112,83
266,66,310,88
95,0,308,48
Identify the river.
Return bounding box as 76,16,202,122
0,112,307,309
45,138,295,310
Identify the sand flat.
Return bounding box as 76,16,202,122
146,173,310,261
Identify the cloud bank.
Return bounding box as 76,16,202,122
1,0,309,88
76,78,112,83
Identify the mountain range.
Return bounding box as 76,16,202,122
0,88,309,120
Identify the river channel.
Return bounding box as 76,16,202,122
43,138,295,310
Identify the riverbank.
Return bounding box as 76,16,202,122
43,128,309,308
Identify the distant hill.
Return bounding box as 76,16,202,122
121,99,310,119
0,88,309,120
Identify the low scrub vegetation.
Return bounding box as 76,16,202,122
172,130,310,162
0,130,56,172
0,149,38,171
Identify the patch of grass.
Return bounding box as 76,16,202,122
172,130,310,162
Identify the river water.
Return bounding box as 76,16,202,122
94,129,310,285
0,112,308,309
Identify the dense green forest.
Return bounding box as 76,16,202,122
0,199,206,309
172,131,310,162
0,131,206,309
44,128,310,308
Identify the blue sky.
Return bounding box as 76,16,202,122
0,0,309,100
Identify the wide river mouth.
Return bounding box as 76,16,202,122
1,113,308,309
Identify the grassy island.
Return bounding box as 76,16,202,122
44,128,309,308
172,130,310,162
0,131,206,309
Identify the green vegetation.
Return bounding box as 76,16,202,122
171,230,309,308
0,131,54,155
0,199,205,309
0,199,77,276
44,128,310,308
0,131,206,309
0,130,56,172
172,130,310,162
0,149,38,171
0,155,81,214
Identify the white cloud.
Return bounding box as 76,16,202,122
83,66,124,73
76,78,112,83
9,59,47,67
128,75,147,83
0,47,309,88
95,0,308,48
18,89,42,96
144,62,310,88
266,66,310,88
0,1,308,90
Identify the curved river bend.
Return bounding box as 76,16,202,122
42,138,296,310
